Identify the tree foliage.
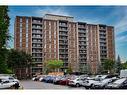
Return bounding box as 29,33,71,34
102,59,115,74
66,67,73,74
46,60,63,72
121,61,127,69
0,6,11,74
7,49,33,72
0,6,10,48
115,55,122,74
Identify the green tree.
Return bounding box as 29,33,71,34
47,60,63,72
7,49,33,79
114,55,122,74
66,67,73,74
97,63,103,74
0,6,11,73
102,59,115,74
121,61,127,69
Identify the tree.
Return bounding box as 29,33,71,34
7,49,33,79
0,6,11,73
97,63,103,74
115,55,122,74
47,60,63,72
66,67,73,74
102,59,115,74
121,61,127,69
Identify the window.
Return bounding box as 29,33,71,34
26,18,29,24
20,18,22,23
20,23,22,27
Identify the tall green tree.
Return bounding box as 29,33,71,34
0,6,11,73
102,59,115,74
0,6,10,48
115,55,122,74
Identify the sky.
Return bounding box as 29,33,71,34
8,6,127,62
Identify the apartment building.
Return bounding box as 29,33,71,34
14,14,115,76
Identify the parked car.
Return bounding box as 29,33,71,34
0,79,17,89
59,77,70,85
53,76,64,84
81,79,99,89
105,78,127,89
32,76,41,81
0,76,19,83
91,77,118,89
43,76,54,83
39,75,46,82
68,78,85,87
47,76,56,83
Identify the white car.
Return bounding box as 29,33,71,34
81,79,99,89
68,78,84,87
39,75,46,82
0,76,19,83
0,80,17,89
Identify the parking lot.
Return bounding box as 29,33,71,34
20,80,85,89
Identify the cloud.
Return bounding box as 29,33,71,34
34,7,70,17
116,34,127,42
113,7,127,33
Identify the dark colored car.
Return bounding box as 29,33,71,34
105,78,127,89
47,76,56,83
59,77,70,85
43,76,52,83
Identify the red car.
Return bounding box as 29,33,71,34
59,78,70,85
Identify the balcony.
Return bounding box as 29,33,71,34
79,51,87,54
78,34,86,37
59,52,68,55
59,46,68,49
32,25,42,30
32,35,42,39
32,20,42,25
79,38,86,41
59,32,68,36
59,27,68,31
78,25,86,29
78,29,86,33
32,30,42,34
79,56,87,59
32,40,42,44
79,42,87,46
59,23,68,27
59,42,68,45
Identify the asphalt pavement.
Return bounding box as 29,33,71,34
20,80,85,89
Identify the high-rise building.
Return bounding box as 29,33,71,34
14,14,115,76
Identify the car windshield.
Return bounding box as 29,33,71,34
113,78,126,85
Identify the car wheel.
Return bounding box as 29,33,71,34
76,83,80,87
